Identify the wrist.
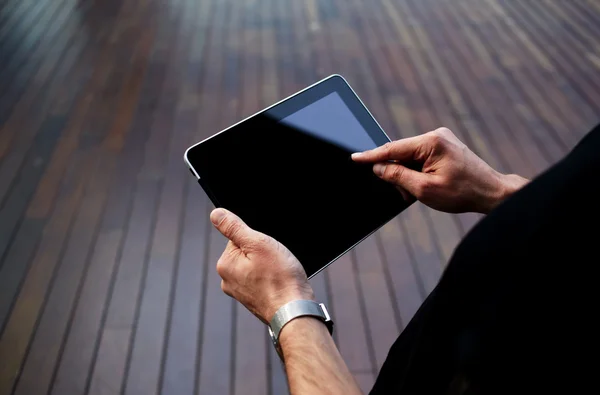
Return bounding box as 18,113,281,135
483,172,529,214
265,287,315,322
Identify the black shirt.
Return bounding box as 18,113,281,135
371,125,600,394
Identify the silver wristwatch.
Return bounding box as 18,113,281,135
268,300,334,360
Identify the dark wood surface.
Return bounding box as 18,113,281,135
0,0,598,394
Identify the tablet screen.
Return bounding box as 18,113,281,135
186,76,408,277
280,92,377,152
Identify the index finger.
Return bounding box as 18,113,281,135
351,134,424,163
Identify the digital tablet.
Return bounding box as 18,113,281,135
184,75,411,278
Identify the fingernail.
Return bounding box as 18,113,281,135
373,163,385,177
210,208,226,225
351,152,362,159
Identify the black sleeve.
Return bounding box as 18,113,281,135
370,124,600,395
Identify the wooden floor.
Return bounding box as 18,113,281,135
0,0,598,394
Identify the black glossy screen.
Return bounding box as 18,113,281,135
187,77,409,277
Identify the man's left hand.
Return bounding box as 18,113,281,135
210,208,314,324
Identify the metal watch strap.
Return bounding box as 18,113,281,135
269,300,333,341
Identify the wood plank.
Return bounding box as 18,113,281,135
572,0,600,39
86,179,161,395
407,1,537,177
0,0,104,206
303,0,332,79
0,116,64,271
0,0,69,104
159,183,208,395
352,236,400,369
268,346,288,395
399,204,443,295
122,2,196,395
288,0,315,90
0,151,96,395
470,0,579,149
238,1,261,119
13,148,111,395
378,0,506,172
0,35,108,326
198,227,234,394
274,0,300,98
0,0,88,159
7,1,155,393
327,254,374,373
86,9,187,395
512,0,600,111
48,28,156,395
0,0,90,159
0,0,29,30
159,2,214,395
505,0,600,121
12,9,155,390
354,372,376,395
456,3,566,163
260,0,280,106
376,223,425,326
0,17,91,166
542,0,600,59
437,0,564,166
0,8,139,389
118,2,191,393
415,0,545,176
0,0,49,50
582,0,600,23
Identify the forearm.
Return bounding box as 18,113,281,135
280,317,362,395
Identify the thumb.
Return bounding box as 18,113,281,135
373,162,429,198
210,208,256,247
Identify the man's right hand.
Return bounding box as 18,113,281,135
352,127,528,214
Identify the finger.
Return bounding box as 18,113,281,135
372,162,430,198
210,208,258,247
351,135,424,163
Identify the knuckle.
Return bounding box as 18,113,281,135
434,127,453,137
432,127,460,147
216,257,228,277
382,142,394,155
427,131,444,146
220,280,232,297
390,165,405,181
224,220,241,238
